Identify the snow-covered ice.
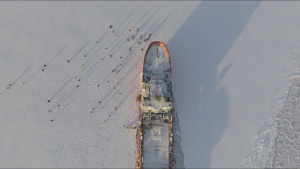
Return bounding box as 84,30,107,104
168,1,300,168
1,1,300,168
0,1,197,168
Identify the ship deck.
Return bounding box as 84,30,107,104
139,41,173,168
142,123,169,168
142,42,172,114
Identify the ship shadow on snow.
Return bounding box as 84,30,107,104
167,1,260,167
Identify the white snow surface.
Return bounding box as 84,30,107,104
0,1,198,168
1,1,300,168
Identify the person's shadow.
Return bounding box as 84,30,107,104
167,1,261,167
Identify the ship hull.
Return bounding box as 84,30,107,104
137,41,173,169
